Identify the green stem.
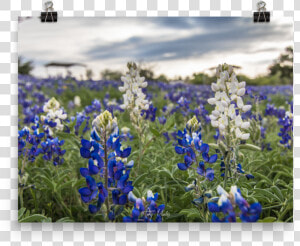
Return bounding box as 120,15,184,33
103,129,110,220
54,193,73,218
136,135,156,173
19,189,24,208
262,204,282,210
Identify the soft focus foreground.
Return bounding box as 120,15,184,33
18,63,293,222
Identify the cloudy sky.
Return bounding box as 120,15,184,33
18,17,293,79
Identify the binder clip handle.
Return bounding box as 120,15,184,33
253,1,270,23
41,1,57,22
44,1,54,12
257,1,266,12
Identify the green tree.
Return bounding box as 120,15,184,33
101,69,123,81
86,69,93,80
189,72,214,85
18,57,34,75
156,74,169,83
268,46,293,85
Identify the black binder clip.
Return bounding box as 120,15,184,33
253,1,270,23
41,1,57,22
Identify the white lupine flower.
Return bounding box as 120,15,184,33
237,88,246,96
217,185,229,196
210,114,218,121
208,64,251,139
119,62,150,115
74,96,81,107
208,98,217,105
238,81,246,88
211,120,219,128
235,128,250,140
43,97,60,113
236,97,244,108
241,122,250,129
218,115,228,131
211,83,219,92
212,110,220,117
56,109,67,120
228,104,236,120
42,97,67,135
235,115,243,127
242,105,252,112
215,101,225,113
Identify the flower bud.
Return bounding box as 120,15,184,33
93,110,117,133
186,116,201,132
43,97,60,112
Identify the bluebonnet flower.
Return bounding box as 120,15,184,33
70,112,90,136
78,111,134,219
40,137,66,166
162,132,170,143
18,116,66,166
177,96,190,109
194,104,211,124
278,111,293,148
219,162,254,180
175,116,217,181
123,190,165,222
213,129,220,141
141,104,157,122
18,125,44,162
120,127,133,141
158,116,167,125
84,99,101,114
208,185,262,222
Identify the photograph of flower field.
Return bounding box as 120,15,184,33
18,17,293,222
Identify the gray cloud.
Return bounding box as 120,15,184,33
85,18,292,62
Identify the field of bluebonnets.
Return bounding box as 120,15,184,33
18,62,293,223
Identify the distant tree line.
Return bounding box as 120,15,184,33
19,47,293,85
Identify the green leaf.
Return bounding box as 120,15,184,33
239,144,261,151
149,127,160,137
271,186,284,202
165,115,175,131
78,121,87,137
179,208,201,220
36,175,55,191
253,188,281,202
133,173,149,186
252,172,273,185
18,208,26,220
19,214,48,222
261,217,277,222
56,217,74,222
